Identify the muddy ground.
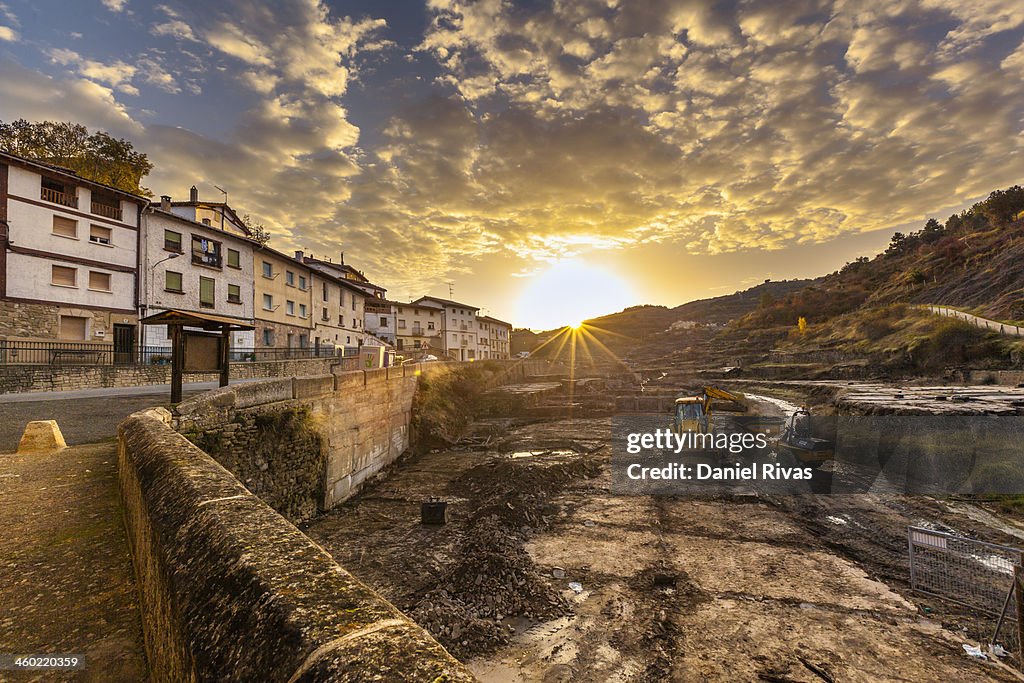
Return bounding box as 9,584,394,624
304,405,1024,682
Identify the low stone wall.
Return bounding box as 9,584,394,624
117,407,474,683
0,357,338,394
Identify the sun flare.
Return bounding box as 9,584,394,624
517,260,635,330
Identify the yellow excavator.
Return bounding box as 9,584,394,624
673,386,747,434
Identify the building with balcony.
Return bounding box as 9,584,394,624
0,150,145,351
138,197,257,351
412,296,480,361
478,315,512,359
302,252,369,352
391,300,444,354
253,246,314,350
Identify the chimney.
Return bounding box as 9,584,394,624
294,250,304,262
189,185,198,203
340,251,345,265
160,195,171,211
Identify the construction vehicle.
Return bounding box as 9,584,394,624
773,407,834,468
673,386,747,435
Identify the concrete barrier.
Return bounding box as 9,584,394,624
117,407,474,683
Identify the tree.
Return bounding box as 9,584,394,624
759,290,775,308
0,119,152,195
797,316,807,334
978,186,1024,224
241,214,271,245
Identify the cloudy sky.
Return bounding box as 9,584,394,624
0,0,1022,328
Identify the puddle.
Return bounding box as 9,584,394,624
509,449,576,459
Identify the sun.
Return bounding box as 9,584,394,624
517,259,636,329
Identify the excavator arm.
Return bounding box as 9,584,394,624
702,386,747,413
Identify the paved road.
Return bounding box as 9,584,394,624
0,443,149,681
0,379,258,452
926,305,1024,337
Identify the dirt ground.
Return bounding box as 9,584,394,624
304,408,1024,682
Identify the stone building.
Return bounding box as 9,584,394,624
138,197,258,351
0,150,146,350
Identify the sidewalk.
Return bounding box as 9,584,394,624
0,443,149,681
0,379,259,452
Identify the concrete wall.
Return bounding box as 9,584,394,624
118,407,474,683
0,356,337,394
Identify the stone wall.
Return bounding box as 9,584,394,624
173,365,446,524
0,356,338,394
117,407,474,683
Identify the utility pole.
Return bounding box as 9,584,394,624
446,281,454,298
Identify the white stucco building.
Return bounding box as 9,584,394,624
478,315,512,359
138,197,257,351
412,296,480,361
0,150,146,351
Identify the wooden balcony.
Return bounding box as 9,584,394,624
40,186,78,208
91,200,122,221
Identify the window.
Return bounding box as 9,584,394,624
202,218,211,226
227,249,240,268
321,309,329,321
299,303,307,318
88,271,111,291
286,300,295,316
299,334,308,349
352,296,356,310
398,307,405,314
262,261,273,278
398,319,406,329
263,329,274,346
192,235,222,268
58,315,87,340
298,275,307,290
89,225,112,245
52,216,78,238
165,271,183,293
338,315,344,327
286,270,295,286
263,293,273,310
227,284,241,303
322,282,329,301
428,321,435,330
199,276,215,308
380,317,388,327
51,265,76,287
164,230,182,252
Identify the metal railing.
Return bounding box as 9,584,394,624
0,340,349,366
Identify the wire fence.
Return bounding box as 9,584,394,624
908,526,1023,651
0,340,355,366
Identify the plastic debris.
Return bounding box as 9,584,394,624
962,644,987,660
568,581,583,593
551,567,566,579
990,644,1007,658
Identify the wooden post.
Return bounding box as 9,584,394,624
219,327,230,388
1015,564,1024,670
170,324,183,404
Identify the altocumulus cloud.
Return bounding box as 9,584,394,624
0,0,1022,295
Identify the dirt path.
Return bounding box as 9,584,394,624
305,416,1021,682
0,443,148,682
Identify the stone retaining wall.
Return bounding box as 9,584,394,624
0,357,338,394
117,407,474,683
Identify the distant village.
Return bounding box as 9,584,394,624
0,149,512,364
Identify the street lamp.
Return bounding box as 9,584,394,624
144,252,182,348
